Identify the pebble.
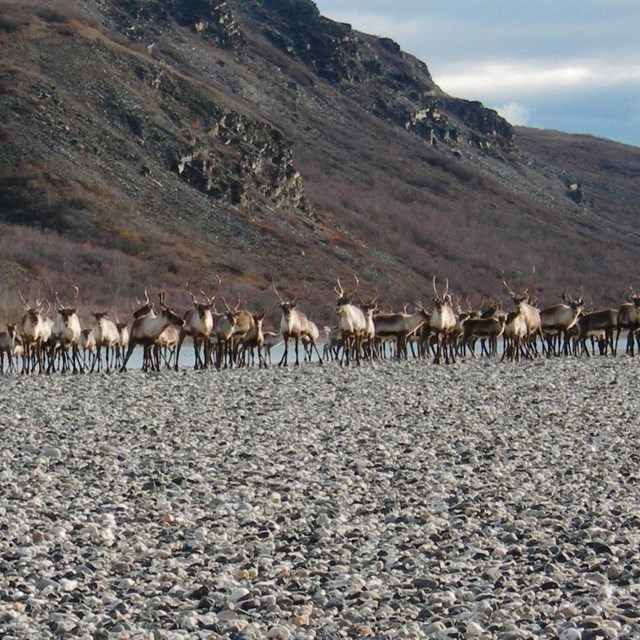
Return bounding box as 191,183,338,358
1,359,639,639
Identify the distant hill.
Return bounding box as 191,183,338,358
1,0,639,324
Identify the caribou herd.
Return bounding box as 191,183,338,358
1,276,639,375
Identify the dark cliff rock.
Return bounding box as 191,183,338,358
90,0,244,49
177,110,309,212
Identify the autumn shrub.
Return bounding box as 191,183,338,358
0,0,94,34
0,2,31,32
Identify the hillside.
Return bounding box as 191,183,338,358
1,0,639,325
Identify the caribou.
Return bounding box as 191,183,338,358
616,288,640,356
49,287,83,374
334,278,368,366
301,320,323,363
156,325,181,369
539,291,584,356
80,328,97,370
91,311,120,372
0,324,19,374
502,276,542,356
429,277,458,364
576,308,619,357
120,291,185,372
228,305,255,368
322,325,342,361
212,296,255,369
373,305,430,359
175,282,215,370
262,330,283,365
18,291,47,374
212,296,240,369
239,311,268,367
461,315,506,358
358,296,378,360
501,310,528,362
273,283,323,366
115,317,130,369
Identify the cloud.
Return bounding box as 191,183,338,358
494,102,530,126
436,59,640,101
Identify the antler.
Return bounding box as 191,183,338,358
432,276,439,300
18,290,29,308
501,274,516,298
136,289,150,306
71,285,80,307
272,281,285,305
200,289,214,306
221,294,240,314
334,278,344,299
186,281,198,305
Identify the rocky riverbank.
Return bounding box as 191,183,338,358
1,358,639,639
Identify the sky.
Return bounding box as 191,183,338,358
313,0,640,148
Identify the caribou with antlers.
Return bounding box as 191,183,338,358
430,277,458,364
273,283,323,366
212,295,255,369
502,275,542,357
334,278,368,366
120,291,185,372
49,287,83,374
539,290,584,356
18,291,47,374
175,282,216,370
373,304,431,359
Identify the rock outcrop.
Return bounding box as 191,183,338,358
177,110,309,212
95,0,244,49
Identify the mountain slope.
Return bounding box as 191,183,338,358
0,0,638,323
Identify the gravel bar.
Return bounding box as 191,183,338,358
1,358,639,639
